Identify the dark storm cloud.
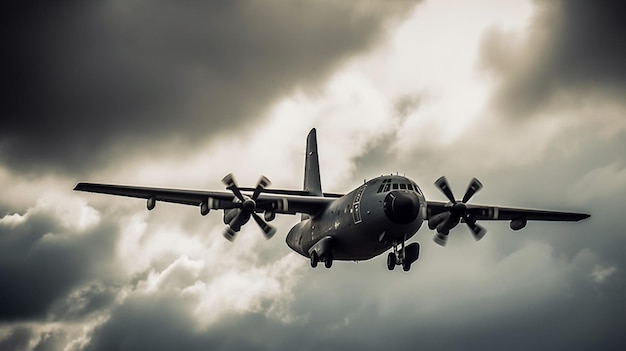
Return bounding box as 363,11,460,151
5,1,626,350
0,327,32,351
480,0,626,117
1,0,417,174
0,204,117,321
85,294,214,351
82,240,625,351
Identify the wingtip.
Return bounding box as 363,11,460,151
571,212,591,221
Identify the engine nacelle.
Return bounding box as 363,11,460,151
200,201,210,216
264,211,276,222
428,212,449,230
147,196,156,211
223,209,239,225
510,219,527,231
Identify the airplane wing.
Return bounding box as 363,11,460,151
426,201,590,222
73,182,334,215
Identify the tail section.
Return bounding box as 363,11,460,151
304,128,323,196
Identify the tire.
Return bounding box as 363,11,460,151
324,252,333,268
387,252,396,271
402,261,411,272
310,251,319,268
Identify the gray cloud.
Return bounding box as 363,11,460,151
0,327,32,351
0,195,120,322
1,0,416,175
80,240,626,351
3,1,626,350
480,0,626,118
3,124,624,350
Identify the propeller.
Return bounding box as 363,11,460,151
221,173,277,241
429,176,486,246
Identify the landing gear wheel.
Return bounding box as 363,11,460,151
402,261,411,272
310,251,319,268
387,252,396,271
324,253,333,269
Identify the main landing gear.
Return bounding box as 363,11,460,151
310,250,333,269
387,241,420,272
309,236,334,269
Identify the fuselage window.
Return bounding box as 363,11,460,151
407,184,414,191
383,184,390,192
377,184,385,193
392,183,399,190
399,183,407,190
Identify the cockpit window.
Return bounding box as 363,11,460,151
377,178,421,194
412,182,422,195
377,179,393,193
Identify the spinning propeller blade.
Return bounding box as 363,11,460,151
222,173,245,202
465,220,487,241
221,173,276,241
252,213,276,239
431,176,487,246
434,176,456,204
462,177,483,203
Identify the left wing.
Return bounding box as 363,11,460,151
73,182,334,215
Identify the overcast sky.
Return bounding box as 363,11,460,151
2,0,625,350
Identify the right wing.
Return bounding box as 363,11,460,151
73,182,335,215
426,200,590,222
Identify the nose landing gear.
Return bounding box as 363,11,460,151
387,241,420,271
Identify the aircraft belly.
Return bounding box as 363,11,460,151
331,229,385,260
333,242,388,261
331,212,421,261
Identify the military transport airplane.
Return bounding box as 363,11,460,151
74,129,589,271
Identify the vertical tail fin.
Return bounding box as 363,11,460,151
304,128,323,197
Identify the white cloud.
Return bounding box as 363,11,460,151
1,191,100,233
4,1,624,350
247,0,540,187
591,264,617,284
0,212,26,227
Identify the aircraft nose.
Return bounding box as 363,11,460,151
383,191,420,224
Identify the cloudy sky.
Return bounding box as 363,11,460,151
2,0,625,349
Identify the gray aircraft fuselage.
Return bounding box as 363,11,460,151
287,175,425,261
